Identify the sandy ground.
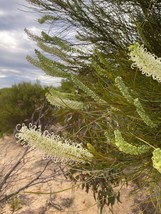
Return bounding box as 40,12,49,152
0,136,137,214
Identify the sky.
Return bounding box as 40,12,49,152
0,0,61,89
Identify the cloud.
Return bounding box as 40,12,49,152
0,68,61,89
0,0,61,89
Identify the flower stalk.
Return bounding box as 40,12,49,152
114,130,149,155
115,76,133,103
152,148,161,174
15,124,93,163
129,42,161,83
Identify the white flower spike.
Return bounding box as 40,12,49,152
129,42,161,83
15,124,93,164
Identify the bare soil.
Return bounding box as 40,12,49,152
0,136,145,214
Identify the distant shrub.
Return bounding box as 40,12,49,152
0,82,50,136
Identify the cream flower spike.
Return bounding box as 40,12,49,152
115,76,133,103
46,89,84,110
114,130,149,155
15,124,93,164
134,98,157,128
129,42,161,83
46,92,84,110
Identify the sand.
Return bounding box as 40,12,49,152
0,136,137,214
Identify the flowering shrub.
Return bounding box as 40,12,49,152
15,42,161,211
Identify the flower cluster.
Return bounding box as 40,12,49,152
114,130,149,155
71,75,106,104
15,124,93,163
129,42,161,83
134,98,157,128
152,148,161,174
115,76,133,103
46,91,84,110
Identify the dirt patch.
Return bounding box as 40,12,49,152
0,136,141,214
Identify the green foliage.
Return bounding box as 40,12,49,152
0,82,47,136
69,169,121,212
38,15,59,24
71,75,106,104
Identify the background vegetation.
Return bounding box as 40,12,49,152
0,82,55,137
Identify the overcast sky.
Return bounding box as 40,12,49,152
0,0,61,89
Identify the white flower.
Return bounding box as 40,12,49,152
15,124,93,163
129,42,161,83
